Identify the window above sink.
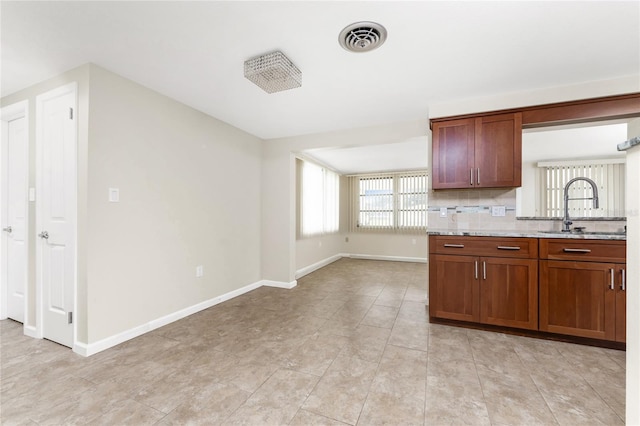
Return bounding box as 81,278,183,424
517,120,629,219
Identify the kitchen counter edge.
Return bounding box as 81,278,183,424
427,229,626,241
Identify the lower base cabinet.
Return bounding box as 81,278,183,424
481,257,538,330
429,235,626,344
539,261,626,342
429,236,538,331
539,239,626,343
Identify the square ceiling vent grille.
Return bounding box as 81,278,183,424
244,51,302,94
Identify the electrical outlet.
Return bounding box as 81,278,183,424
439,207,447,218
412,238,417,245
196,265,204,278
491,206,506,217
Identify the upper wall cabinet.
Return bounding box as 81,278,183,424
431,112,522,189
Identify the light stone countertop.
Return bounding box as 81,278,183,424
427,229,626,241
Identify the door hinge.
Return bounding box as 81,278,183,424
69,107,74,120
68,311,73,324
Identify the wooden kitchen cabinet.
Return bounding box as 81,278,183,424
539,239,626,342
429,235,538,330
429,254,479,322
480,256,538,330
431,112,522,189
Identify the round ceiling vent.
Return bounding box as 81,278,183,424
339,21,387,53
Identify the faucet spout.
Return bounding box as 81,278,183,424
563,177,599,232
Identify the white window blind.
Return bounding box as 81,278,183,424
348,171,428,233
537,159,625,218
300,160,339,237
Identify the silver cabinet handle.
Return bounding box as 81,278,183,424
470,168,473,186
2,226,12,233
563,248,591,253
475,260,478,280
477,168,480,185
483,261,487,280
497,246,521,250
610,269,615,290
38,231,49,240
621,269,626,291
443,244,464,248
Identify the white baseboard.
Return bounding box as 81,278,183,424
295,253,344,279
23,324,39,339
75,279,264,357
347,253,427,263
71,254,424,357
262,279,297,289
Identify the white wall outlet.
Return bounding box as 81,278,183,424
412,238,417,245
491,206,506,217
108,187,120,202
439,207,447,218
196,265,204,278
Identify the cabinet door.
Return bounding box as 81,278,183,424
540,260,616,340
474,113,522,188
431,118,475,189
480,257,538,330
616,265,626,343
429,254,479,322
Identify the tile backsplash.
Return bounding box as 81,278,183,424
427,188,626,233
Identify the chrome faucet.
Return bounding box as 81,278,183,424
563,177,599,232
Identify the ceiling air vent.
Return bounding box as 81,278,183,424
339,21,387,53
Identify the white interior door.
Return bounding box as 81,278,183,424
36,83,77,348
1,104,29,323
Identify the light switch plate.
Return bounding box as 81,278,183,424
108,188,119,202
491,206,506,217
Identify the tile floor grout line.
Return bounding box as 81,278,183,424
466,328,495,426
511,343,562,426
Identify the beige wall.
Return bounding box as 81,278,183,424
85,65,263,342
626,118,640,424
1,64,263,346
345,233,427,261
263,120,429,282
428,75,639,119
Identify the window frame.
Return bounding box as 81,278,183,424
349,170,428,234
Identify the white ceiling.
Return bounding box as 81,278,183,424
303,137,428,174
2,1,639,172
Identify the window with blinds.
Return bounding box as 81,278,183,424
348,171,428,233
537,159,625,218
300,159,339,237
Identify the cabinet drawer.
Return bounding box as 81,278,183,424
539,239,626,263
429,236,537,258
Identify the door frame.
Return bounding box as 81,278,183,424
35,82,78,346
0,100,29,324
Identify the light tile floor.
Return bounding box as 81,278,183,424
0,259,626,425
